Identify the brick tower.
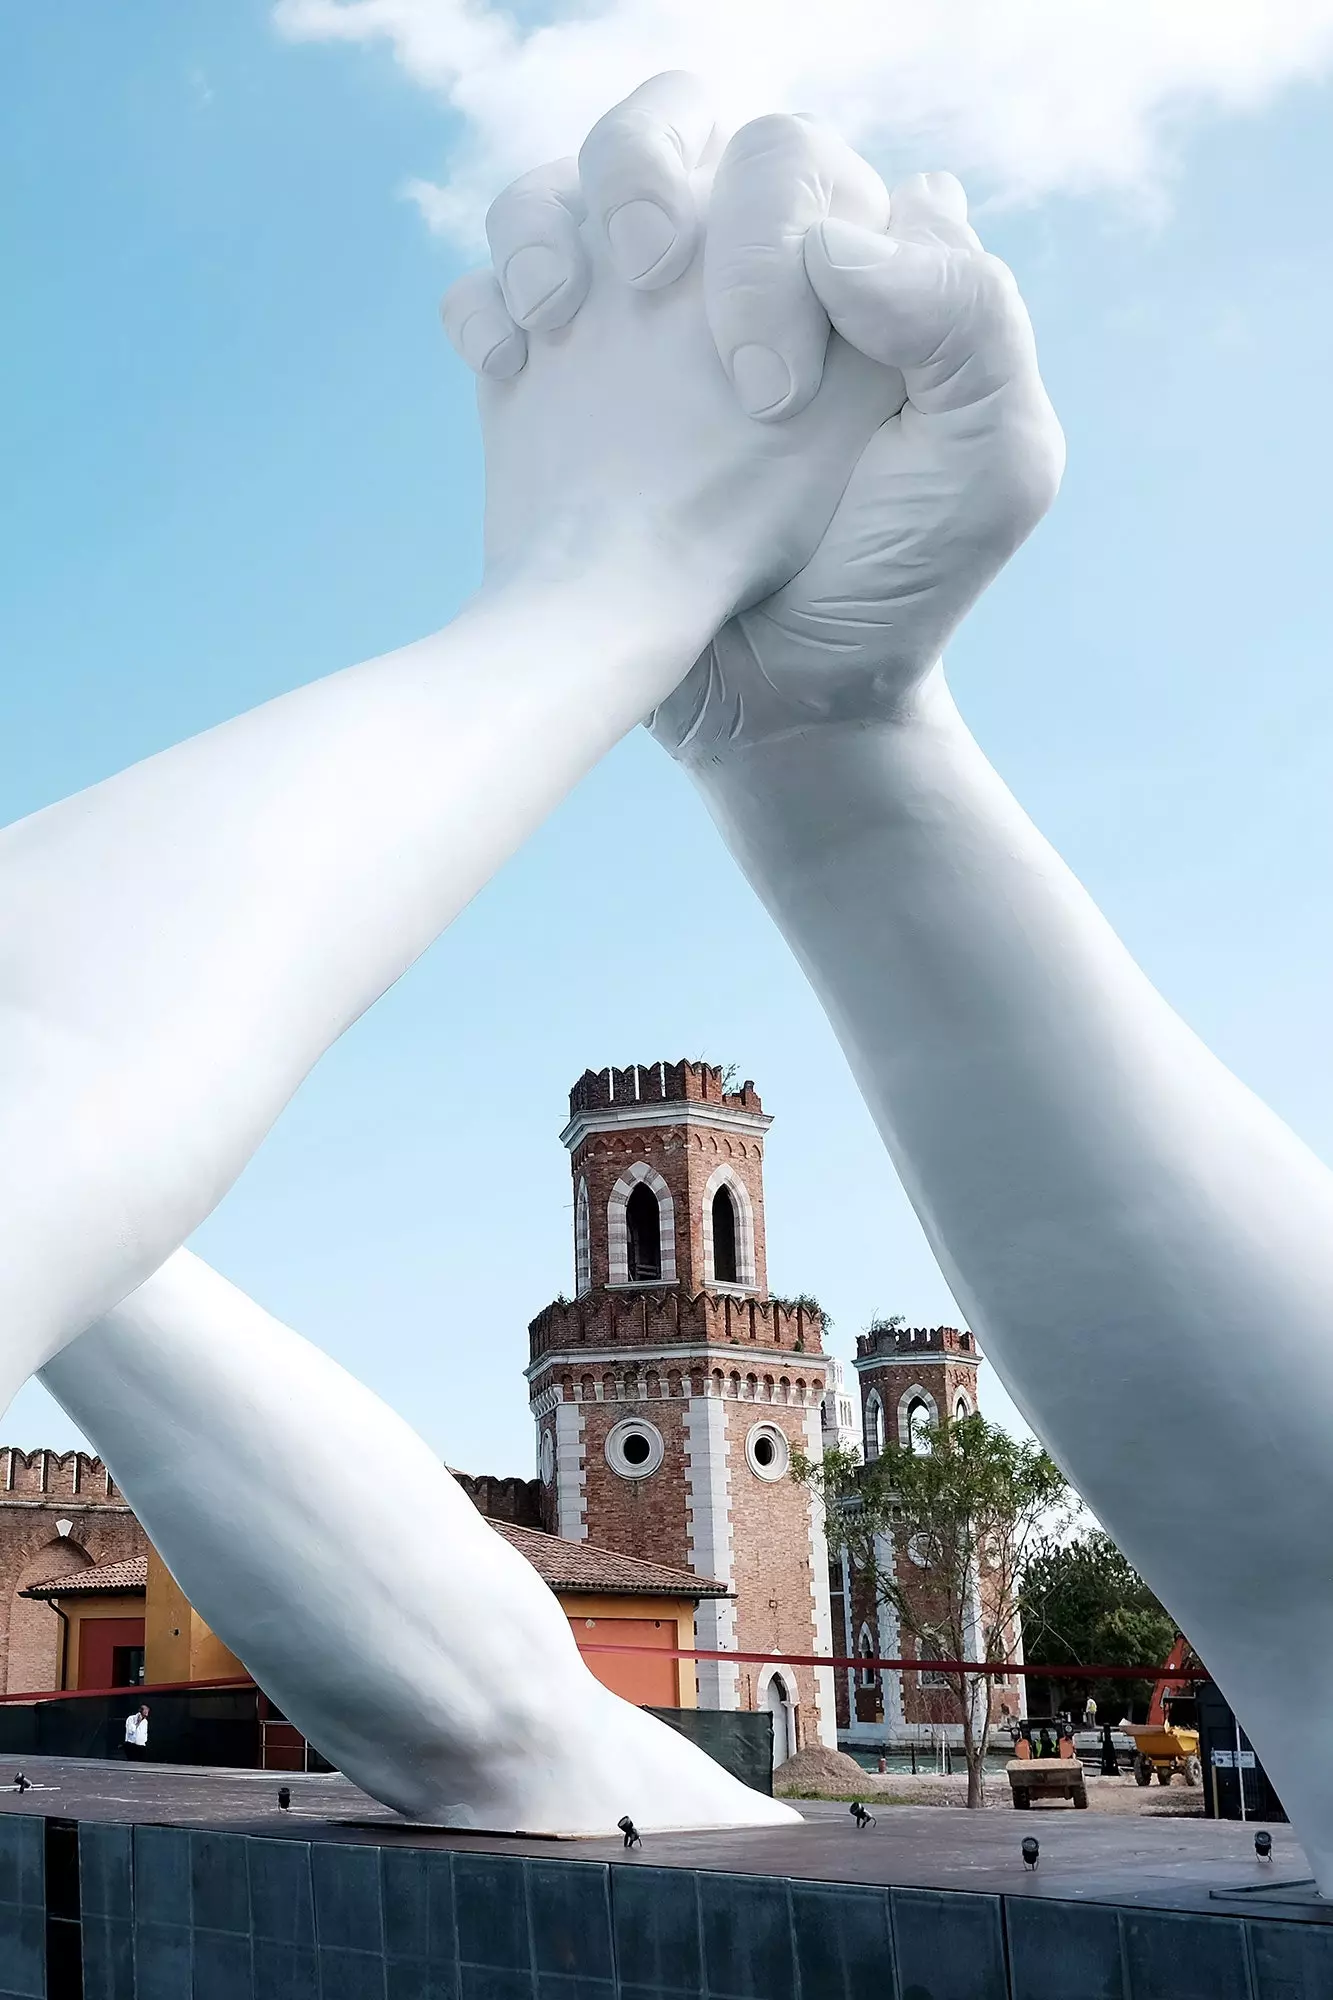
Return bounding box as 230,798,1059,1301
832,1323,1023,1747
528,1060,837,1754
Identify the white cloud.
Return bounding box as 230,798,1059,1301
274,0,1333,240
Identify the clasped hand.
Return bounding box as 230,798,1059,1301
444,70,1065,757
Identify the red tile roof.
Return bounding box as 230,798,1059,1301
492,1522,729,1598
22,1555,148,1599
21,1531,726,1604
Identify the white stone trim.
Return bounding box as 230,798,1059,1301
553,1400,587,1542
755,1662,798,1766
607,1162,677,1286
562,1101,772,1151
897,1385,940,1449
853,1349,981,1370
574,1177,591,1297
527,1345,829,1386
803,1404,838,1746
875,1527,906,1733
839,1549,857,1728
953,1386,974,1421
701,1163,757,1289
604,1417,665,1480
683,1394,736,1709
744,1422,790,1482
863,1388,885,1461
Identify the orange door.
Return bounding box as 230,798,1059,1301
571,1617,678,1706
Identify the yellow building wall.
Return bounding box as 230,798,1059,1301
144,1545,247,1687
54,1569,702,1707
558,1593,698,1708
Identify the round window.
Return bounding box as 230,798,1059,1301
605,1418,664,1480
746,1422,790,1482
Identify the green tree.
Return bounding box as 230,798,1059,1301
1020,1530,1177,1719
796,1415,1069,1806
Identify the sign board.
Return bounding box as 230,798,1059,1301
1211,1750,1256,1769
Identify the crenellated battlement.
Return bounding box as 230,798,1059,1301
855,1324,978,1362
0,1447,121,1501
568,1060,762,1118
529,1288,825,1365
452,1472,543,1529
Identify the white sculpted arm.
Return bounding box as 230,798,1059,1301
0,74,901,1405
38,1252,794,1832
656,180,1333,1881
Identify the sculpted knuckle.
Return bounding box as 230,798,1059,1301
723,112,814,173
967,253,1024,335
974,409,1066,537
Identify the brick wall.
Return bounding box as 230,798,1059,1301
0,1453,147,1695
577,1395,693,1568
724,1398,828,1745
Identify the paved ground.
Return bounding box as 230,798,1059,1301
781,1770,1206,1815
0,1756,1324,1923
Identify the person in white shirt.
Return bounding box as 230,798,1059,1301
122,1705,149,1761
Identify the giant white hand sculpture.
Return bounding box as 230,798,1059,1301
0,72,896,1413
646,182,1333,1886
18,63,1333,1882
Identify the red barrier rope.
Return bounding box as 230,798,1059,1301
0,1674,254,1707
575,1643,1201,1681
0,1651,1198,1710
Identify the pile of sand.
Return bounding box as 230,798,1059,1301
773,1745,874,1796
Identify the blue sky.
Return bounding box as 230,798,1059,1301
3,5,1332,1472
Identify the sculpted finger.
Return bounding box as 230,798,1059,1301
889,172,983,252
440,269,527,381
804,222,1040,415
485,158,590,333
579,71,718,290
705,114,891,421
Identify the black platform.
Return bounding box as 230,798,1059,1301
1,1757,1329,1998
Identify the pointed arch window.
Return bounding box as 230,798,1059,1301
607,1163,677,1285
864,1390,885,1461
712,1186,738,1283
907,1398,935,1452
897,1384,940,1451
574,1178,591,1296
702,1164,756,1288
626,1183,661,1281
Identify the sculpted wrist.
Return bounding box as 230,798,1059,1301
677,662,979,878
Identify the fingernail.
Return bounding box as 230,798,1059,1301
460,312,526,379
922,171,969,223
479,330,527,379
606,199,678,283
731,343,793,418
815,218,897,272
501,246,566,326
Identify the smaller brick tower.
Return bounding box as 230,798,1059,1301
854,1323,981,1464
528,1060,837,1754
832,1324,1023,1748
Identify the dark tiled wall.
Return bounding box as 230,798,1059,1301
1,1814,1332,2000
